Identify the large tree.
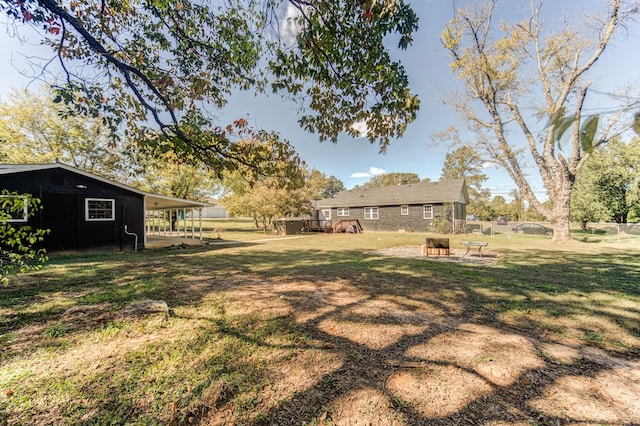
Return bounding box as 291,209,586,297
305,169,345,200
220,137,307,231
0,0,419,179
571,137,640,225
440,0,638,241
223,178,310,232
130,152,222,201
0,87,126,180
439,146,491,219
358,172,420,188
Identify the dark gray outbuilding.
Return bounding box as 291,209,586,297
1,163,210,250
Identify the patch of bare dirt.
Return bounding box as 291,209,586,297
373,245,500,265
531,348,640,424
386,365,493,418
405,323,546,387
329,388,405,425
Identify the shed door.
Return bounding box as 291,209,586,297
41,193,78,249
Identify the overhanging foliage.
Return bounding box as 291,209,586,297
0,0,420,173
0,191,49,285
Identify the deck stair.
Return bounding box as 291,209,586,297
332,219,362,234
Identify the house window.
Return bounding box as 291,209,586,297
364,207,379,220
423,205,433,219
1,195,28,222
337,207,349,217
400,205,409,216
321,209,331,221
86,198,115,221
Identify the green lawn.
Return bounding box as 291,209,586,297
1,228,639,425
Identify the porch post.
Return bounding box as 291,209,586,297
199,207,203,242
191,208,195,239
163,210,167,236
452,202,456,234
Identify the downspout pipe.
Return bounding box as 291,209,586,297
123,225,139,251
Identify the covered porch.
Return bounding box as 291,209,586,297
144,194,211,247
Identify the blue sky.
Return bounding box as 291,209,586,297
1,0,639,196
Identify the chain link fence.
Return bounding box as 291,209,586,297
571,222,640,244
464,221,640,244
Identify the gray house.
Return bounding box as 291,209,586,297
313,179,469,233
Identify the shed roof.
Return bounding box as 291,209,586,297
314,179,469,208
145,192,210,210
0,163,210,210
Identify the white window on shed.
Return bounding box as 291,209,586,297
400,205,409,216
0,195,28,222
86,198,115,221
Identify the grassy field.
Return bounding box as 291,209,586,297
1,222,639,425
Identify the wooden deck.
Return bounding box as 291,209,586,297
302,219,363,233
303,220,333,232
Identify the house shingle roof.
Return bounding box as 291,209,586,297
315,179,469,208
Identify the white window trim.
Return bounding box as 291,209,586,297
400,205,409,216
364,207,379,220
337,207,349,217
423,205,434,219
321,209,332,220
85,198,115,221
1,195,28,222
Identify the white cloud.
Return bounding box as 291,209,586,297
349,167,387,179
280,4,304,47
350,120,369,138
349,172,371,178
369,167,386,176
481,162,494,169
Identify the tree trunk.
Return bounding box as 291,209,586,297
550,184,573,242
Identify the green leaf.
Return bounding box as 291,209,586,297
580,115,599,154
548,108,575,151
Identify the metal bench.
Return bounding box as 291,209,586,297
461,241,488,258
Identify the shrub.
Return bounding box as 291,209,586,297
0,190,49,285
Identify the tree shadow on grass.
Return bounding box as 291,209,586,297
233,250,638,424
1,243,639,424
